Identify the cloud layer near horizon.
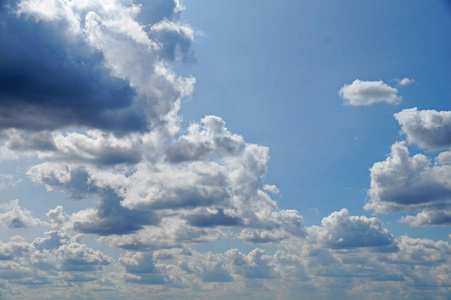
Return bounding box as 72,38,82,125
0,0,450,299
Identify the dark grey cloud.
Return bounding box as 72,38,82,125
0,1,146,132
28,163,160,235
70,189,161,236
0,0,196,135
185,208,243,227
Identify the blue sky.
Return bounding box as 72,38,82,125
0,0,450,299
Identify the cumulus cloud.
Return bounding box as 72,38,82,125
99,217,224,251
46,206,66,230
21,113,304,246
0,230,112,290
400,210,451,227
365,141,451,214
31,231,113,273
164,116,246,163
0,200,46,229
120,252,168,285
388,236,451,266
0,1,138,132
307,209,398,252
395,108,451,150
2,129,146,166
0,0,450,298
0,0,194,132
339,79,401,106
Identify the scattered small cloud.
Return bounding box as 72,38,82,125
397,78,414,86
339,79,401,106
0,174,21,190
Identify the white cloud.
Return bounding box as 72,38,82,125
395,108,451,150
436,150,451,165
22,115,304,245
263,184,280,194
0,200,46,229
0,0,450,298
339,79,401,106
397,78,414,86
0,230,113,290
388,236,451,266
119,252,169,285
400,210,451,227
46,206,66,230
365,141,451,214
307,209,397,252
0,174,21,190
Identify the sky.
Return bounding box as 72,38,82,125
0,0,450,299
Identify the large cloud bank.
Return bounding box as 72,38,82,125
0,0,450,299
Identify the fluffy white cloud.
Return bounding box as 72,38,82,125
0,0,450,298
388,236,451,266
307,209,397,252
365,141,451,214
0,200,46,229
395,108,451,150
22,114,304,246
339,79,401,106
400,210,451,227
46,206,66,230
263,184,280,194
0,230,112,290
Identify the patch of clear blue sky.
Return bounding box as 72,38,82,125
176,0,451,240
